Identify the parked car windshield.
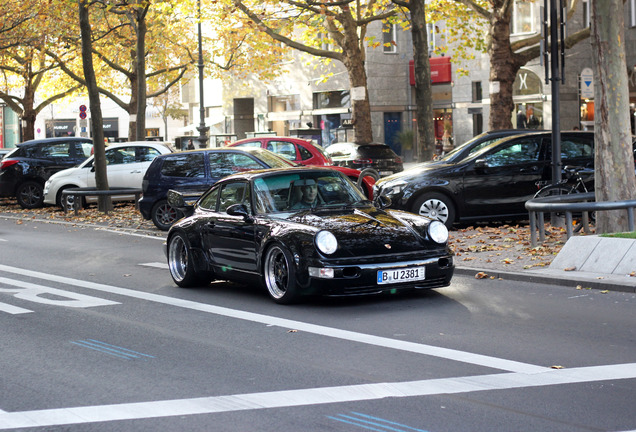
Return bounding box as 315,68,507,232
249,148,296,168
356,144,396,158
252,171,367,214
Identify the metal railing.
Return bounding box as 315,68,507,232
61,187,142,215
525,192,636,247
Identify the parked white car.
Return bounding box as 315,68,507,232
44,141,173,208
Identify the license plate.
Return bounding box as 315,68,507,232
379,171,393,176
377,267,426,284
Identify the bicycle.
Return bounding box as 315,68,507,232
534,165,595,232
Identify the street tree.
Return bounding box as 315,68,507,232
231,0,406,144
0,1,82,142
429,0,590,130
49,0,197,141
79,0,110,213
590,0,636,233
391,0,436,161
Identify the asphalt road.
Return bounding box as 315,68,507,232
1,216,635,432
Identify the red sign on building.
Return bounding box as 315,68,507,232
409,57,452,85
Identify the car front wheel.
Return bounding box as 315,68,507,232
16,181,44,209
412,192,456,228
152,199,182,231
263,244,300,304
167,232,212,287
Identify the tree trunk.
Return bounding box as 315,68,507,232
135,8,147,141
79,0,111,213
488,2,519,130
410,0,436,162
339,13,373,143
22,108,36,142
590,0,636,233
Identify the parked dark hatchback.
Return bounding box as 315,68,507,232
139,147,294,230
325,142,403,177
0,137,93,208
374,131,595,227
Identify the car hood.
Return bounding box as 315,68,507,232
282,205,438,257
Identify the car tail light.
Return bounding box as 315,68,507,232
353,159,373,165
395,157,403,164
0,159,19,170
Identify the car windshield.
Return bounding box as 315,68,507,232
440,134,506,162
252,171,367,214
251,148,296,168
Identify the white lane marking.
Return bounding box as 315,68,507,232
139,262,168,269
95,228,165,240
0,264,547,374
0,363,635,429
0,277,119,309
0,302,32,315
0,239,7,242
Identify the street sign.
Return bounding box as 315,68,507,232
580,68,594,99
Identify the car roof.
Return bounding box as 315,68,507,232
216,165,346,182
17,137,93,147
232,136,311,144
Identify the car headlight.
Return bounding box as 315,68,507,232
428,220,449,244
315,230,338,254
382,180,407,196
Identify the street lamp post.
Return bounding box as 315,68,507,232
196,0,209,148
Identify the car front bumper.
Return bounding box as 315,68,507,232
302,255,454,296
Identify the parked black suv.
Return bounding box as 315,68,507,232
139,147,293,230
374,131,595,227
0,137,93,208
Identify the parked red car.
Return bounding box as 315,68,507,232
229,136,376,197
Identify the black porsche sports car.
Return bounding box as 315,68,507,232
165,167,454,304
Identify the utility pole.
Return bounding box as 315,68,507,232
196,0,209,148
542,0,566,187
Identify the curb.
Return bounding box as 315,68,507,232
455,266,636,294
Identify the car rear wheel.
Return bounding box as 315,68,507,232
152,199,182,231
263,244,300,304
16,181,44,209
168,232,211,287
412,192,455,228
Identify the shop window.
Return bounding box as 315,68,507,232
383,23,397,53
511,0,535,35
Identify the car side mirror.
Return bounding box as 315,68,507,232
227,203,252,221
374,195,392,209
167,189,195,218
474,159,489,172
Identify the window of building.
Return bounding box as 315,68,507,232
631,0,636,27
383,23,397,53
473,113,483,136
313,91,350,109
583,0,591,28
511,0,535,35
472,81,483,103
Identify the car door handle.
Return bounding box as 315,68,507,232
204,221,215,230
130,170,142,173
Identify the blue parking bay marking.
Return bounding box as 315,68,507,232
329,412,429,432
71,339,155,360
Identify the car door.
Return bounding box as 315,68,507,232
200,181,258,274
36,141,78,180
460,136,547,218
